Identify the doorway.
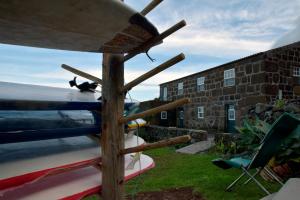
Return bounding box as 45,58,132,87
177,107,184,128
226,104,236,133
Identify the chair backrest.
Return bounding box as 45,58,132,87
248,113,300,169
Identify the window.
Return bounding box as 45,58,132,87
197,77,205,92
228,105,235,120
224,68,235,87
294,67,300,77
162,87,168,101
197,106,204,119
179,110,184,120
178,82,183,95
161,111,167,119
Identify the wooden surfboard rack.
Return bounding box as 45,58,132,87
100,2,189,199
120,135,192,155
0,0,189,199
59,1,189,199
62,64,103,85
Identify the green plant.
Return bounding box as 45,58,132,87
268,133,300,180
236,115,300,180
215,137,226,154
275,99,285,109
274,129,300,164
215,137,237,156
235,117,270,155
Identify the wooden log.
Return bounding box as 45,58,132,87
140,0,163,15
43,158,102,178
124,20,186,62
119,98,190,124
122,53,185,92
101,53,125,200
120,135,191,154
61,64,102,84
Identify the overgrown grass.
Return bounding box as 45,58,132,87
86,147,281,200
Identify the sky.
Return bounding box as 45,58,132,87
0,0,300,101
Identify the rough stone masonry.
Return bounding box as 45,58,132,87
159,42,300,132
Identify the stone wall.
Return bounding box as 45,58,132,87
160,53,268,131
139,99,177,127
263,42,300,102
159,42,300,132
140,125,208,143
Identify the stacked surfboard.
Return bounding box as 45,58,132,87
0,135,153,200
0,82,152,199
0,0,159,198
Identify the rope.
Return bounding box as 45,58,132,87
127,91,144,200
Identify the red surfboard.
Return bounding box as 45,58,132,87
0,154,154,200
0,134,144,191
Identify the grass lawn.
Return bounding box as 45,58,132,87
86,147,281,200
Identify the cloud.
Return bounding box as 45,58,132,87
0,67,192,101
273,18,300,48
152,26,271,58
1,0,300,101
139,0,300,58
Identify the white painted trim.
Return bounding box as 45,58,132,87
197,106,204,119
161,111,167,119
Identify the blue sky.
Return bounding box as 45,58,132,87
0,0,300,101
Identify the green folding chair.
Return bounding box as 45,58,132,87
212,113,300,194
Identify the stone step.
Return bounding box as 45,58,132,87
260,193,276,200
272,178,300,200
260,178,300,200
176,139,215,154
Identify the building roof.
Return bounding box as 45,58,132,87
159,41,300,86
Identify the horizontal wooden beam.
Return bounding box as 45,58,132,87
61,64,102,85
141,0,163,15
122,53,185,92
43,158,102,178
119,98,189,124
124,20,186,62
120,135,191,154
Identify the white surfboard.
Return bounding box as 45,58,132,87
0,0,159,53
0,81,98,103
0,81,138,105
0,81,138,111
0,134,144,191
0,154,154,200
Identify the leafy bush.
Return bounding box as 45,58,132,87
215,115,300,166
275,99,285,109
235,117,270,155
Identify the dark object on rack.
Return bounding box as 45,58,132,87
69,77,98,92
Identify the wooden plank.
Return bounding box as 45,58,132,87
141,0,163,15
62,64,103,84
119,98,190,124
124,20,186,62
0,0,159,53
101,53,125,200
122,53,185,92
120,135,191,154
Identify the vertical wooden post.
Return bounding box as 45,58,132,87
101,53,125,200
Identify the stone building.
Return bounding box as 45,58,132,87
159,42,300,133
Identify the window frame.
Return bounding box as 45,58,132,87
224,68,235,87
228,105,235,121
293,67,300,77
178,82,183,95
197,76,205,92
197,106,204,119
161,111,167,119
179,110,184,120
162,87,168,101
